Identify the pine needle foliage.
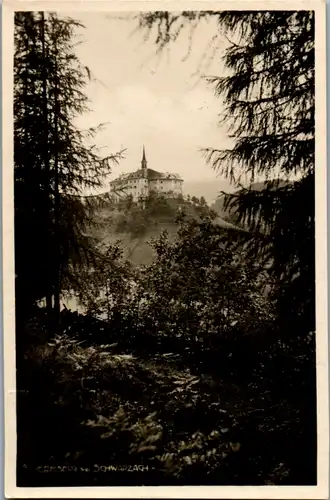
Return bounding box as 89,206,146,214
138,10,315,334
14,12,122,317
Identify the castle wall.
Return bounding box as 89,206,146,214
149,178,182,195
110,158,183,202
111,177,149,202
170,179,183,194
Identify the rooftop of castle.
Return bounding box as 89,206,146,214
110,147,183,183
111,168,183,183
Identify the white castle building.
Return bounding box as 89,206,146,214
110,147,183,202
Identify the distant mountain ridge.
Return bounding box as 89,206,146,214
183,179,233,204
210,179,291,226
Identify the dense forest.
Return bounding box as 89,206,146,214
15,11,316,486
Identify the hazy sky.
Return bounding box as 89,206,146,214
69,12,233,195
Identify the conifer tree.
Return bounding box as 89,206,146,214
14,12,49,317
14,12,120,323
139,11,315,336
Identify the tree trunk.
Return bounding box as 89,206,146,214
40,12,53,319
53,18,61,330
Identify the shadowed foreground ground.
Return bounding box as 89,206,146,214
16,309,316,487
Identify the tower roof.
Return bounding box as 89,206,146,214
141,145,147,169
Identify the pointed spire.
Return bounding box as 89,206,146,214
141,145,147,170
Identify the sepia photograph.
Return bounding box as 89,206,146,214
2,0,328,497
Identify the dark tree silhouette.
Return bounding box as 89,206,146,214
14,12,122,324
138,10,315,336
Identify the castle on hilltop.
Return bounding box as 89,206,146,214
110,147,183,203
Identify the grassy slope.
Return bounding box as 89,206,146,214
88,196,245,265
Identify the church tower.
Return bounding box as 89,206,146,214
141,146,147,171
